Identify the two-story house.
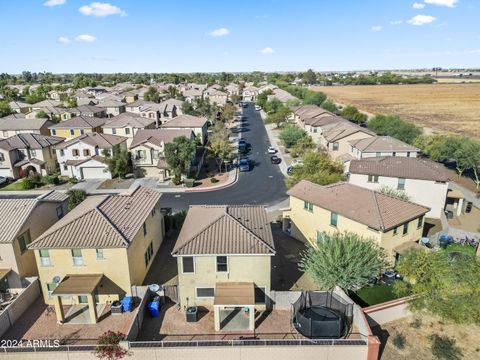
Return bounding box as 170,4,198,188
55,133,128,180
0,133,65,179
28,186,164,324
102,112,156,147
348,157,449,218
172,205,275,332
348,136,421,160
49,116,108,139
242,86,259,101
59,105,107,121
0,191,68,289
203,88,228,106
129,129,194,181
283,180,429,263
160,114,208,144
0,114,53,138
97,99,126,117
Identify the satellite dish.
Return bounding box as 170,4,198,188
52,276,61,284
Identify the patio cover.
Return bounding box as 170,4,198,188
214,282,254,306
447,189,464,199
394,241,425,255
52,274,103,296
0,268,11,281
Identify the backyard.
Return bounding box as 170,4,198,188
352,284,398,308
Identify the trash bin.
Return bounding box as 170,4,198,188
147,299,161,318
121,296,134,312
186,306,198,322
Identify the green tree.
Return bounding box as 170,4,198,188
66,189,87,210
164,136,196,183
144,86,160,102
279,125,306,148
367,114,422,144
303,91,327,106
301,69,317,85
321,100,337,113
219,103,235,123
104,145,132,179
341,105,368,123
256,89,273,108
35,110,49,119
286,151,344,188
0,101,13,117
299,232,387,291
209,139,234,172
265,105,291,128
290,135,315,158
394,249,480,324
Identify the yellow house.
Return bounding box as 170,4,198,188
172,205,275,332
101,112,156,147
283,180,429,264
28,186,164,324
49,116,108,139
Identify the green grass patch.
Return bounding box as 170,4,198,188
444,243,476,256
354,284,398,307
0,181,27,191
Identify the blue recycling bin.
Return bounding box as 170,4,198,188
121,296,134,312
147,300,161,318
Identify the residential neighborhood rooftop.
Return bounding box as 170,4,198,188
102,112,156,128
55,132,127,150
160,114,208,128
48,116,108,129
0,133,64,150
349,136,420,153
129,128,193,148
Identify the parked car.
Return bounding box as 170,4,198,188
238,139,247,152
255,105,261,111
242,103,248,108
239,158,250,172
0,176,8,185
267,146,276,154
270,155,281,164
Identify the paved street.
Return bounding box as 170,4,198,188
160,103,288,212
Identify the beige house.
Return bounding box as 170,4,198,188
98,99,126,117
0,114,53,138
204,88,228,106
129,128,194,181
172,205,276,332
0,191,68,290
293,105,332,127
28,186,164,324
348,136,421,160
102,112,156,147
60,105,107,121
126,99,183,126
0,133,65,179
283,180,429,263
160,114,208,144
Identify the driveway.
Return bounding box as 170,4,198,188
160,103,288,212
71,179,105,193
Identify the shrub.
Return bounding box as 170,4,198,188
410,318,422,329
430,334,463,360
21,178,35,190
392,332,406,349
42,174,60,185
93,331,129,360
68,177,78,184
279,125,306,148
210,177,219,183
66,189,86,210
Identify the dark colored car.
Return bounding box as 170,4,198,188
238,139,247,152
270,155,281,164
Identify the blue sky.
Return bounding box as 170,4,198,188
0,0,479,73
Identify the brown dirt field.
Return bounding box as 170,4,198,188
375,313,480,360
312,84,480,138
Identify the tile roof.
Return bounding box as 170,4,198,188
0,133,64,150
129,129,193,149
172,205,276,256
102,112,155,128
288,180,429,231
49,116,108,129
160,114,207,128
0,191,67,244
0,114,53,131
322,122,375,142
55,132,127,150
294,105,332,120
97,99,126,107
29,186,161,249
349,156,450,182
349,136,420,153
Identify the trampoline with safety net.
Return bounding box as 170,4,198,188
292,291,353,339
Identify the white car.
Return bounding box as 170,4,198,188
267,146,277,154
255,105,261,111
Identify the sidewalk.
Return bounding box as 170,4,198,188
263,121,291,177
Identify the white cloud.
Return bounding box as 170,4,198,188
57,36,70,44
468,49,480,54
407,14,436,25
260,47,275,54
413,2,425,8
371,25,382,32
79,2,127,17
390,20,403,25
44,0,66,7
424,0,458,7
208,28,230,37
75,34,97,43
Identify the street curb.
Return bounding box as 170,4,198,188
184,169,239,193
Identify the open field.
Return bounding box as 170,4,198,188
312,84,480,138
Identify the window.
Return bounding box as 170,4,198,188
56,205,64,219
125,128,130,135
0,153,4,162
80,129,85,135
417,216,424,229
313,128,317,133
254,286,266,304
330,212,338,227
78,295,88,304
96,249,105,260
393,227,398,236
332,142,339,151
70,129,75,136
316,230,325,244
151,207,156,217
47,283,57,299
71,249,84,266
83,149,91,157
196,288,214,298
143,222,147,236
18,230,31,254
216,256,228,272
303,201,313,212
397,178,406,190
407,152,411,157
182,257,194,273
137,150,146,159
59,149,65,156
30,149,37,157
368,175,379,183
392,152,396,157
72,149,79,156
112,128,117,135
375,152,381,157
402,222,409,236
2,131,8,137
39,250,51,266
51,129,56,136
144,242,154,266
63,164,68,171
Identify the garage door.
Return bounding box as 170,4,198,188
0,168,12,177
80,167,111,179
